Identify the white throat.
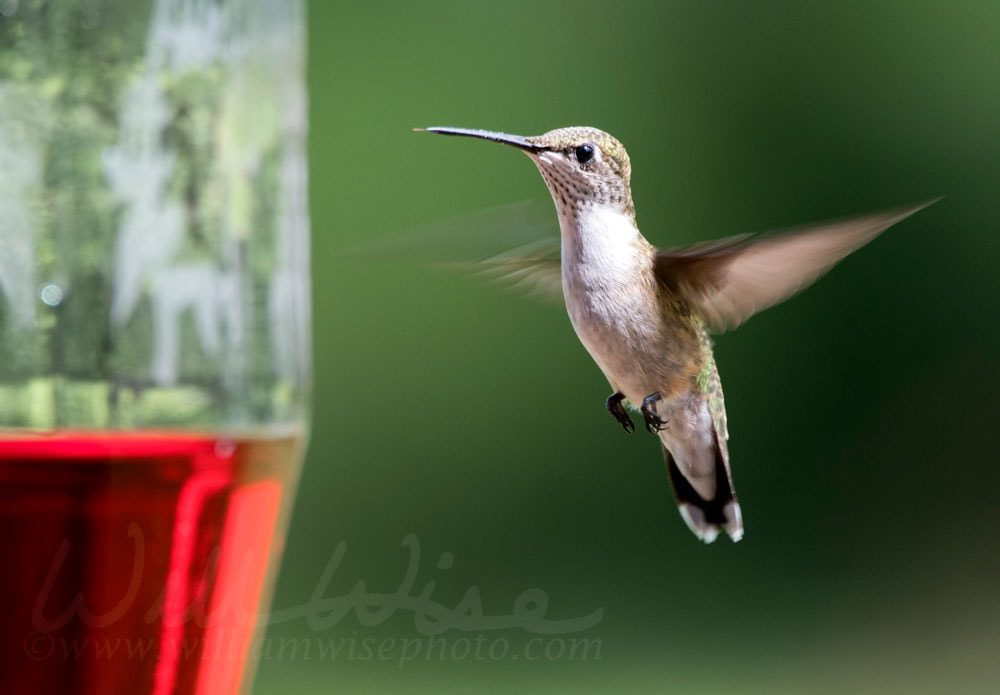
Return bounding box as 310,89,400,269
557,203,642,281
553,200,660,358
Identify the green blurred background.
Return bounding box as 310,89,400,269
256,1,1000,693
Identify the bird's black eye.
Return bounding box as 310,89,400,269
574,143,595,164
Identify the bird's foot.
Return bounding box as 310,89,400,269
641,392,668,434
606,392,635,434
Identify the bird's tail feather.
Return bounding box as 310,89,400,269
662,430,743,543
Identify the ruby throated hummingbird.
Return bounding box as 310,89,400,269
418,125,935,543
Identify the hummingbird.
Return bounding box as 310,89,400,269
418,125,935,543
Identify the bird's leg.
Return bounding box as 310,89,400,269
641,392,668,434
606,391,635,434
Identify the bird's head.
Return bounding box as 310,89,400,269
420,126,634,219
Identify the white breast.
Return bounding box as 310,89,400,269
559,204,658,340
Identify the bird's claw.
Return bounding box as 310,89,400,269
641,392,668,434
643,413,669,434
606,392,635,434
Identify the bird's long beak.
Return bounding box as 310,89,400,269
416,127,548,153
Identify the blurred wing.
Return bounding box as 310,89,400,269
342,199,558,261
654,200,938,333
471,236,563,302
341,198,564,301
